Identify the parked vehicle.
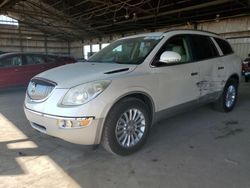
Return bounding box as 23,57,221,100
242,53,250,82
0,52,76,88
24,30,241,155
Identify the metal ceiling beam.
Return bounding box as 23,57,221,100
25,0,104,36
100,6,249,33
92,0,234,30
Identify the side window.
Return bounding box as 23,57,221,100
214,38,233,55
0,55,22,67
46,55,58,64
32,55,46,64
191,35,219,61
155,35,193,65
113,45,122,52
26,55,36,65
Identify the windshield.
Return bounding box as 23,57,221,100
88,36,162,65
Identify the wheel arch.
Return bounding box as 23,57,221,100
228,73,240,84
96,91,156,144
108,91,155,125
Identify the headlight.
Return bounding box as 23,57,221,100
62,80,111,106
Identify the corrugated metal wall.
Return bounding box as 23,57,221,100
80,15,250,59
227,38,250,59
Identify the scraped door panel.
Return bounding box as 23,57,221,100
154,63,200,111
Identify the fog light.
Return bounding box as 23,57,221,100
58,120,73,128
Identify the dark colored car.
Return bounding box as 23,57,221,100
242,54,250,82
0,52,76,88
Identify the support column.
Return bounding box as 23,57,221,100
44,35,48,54
67,41,70,55
18,25,23,52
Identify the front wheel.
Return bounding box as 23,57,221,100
102,98,150,155
213,78,238,112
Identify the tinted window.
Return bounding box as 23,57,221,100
214,38,233,55
25,55,46,65
191,35,219,61
154,35,193,65
0,55,22,67
33,55,45,64
26,55,36,65
46,55,58,63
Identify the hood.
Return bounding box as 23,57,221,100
35,62,136,88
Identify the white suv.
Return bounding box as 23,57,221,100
24,30,241,155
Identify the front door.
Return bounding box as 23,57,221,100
152,34,201,111
0,54,24,88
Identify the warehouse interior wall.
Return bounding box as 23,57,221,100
79,15,250,60
0,23,70,55
1,15,249,60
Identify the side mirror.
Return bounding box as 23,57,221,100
159,51,181,64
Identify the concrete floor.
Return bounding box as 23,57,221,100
0,83,250,188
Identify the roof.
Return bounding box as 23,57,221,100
119,29,222,40
0,0,250,41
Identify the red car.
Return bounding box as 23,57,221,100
0,52,75,88
242,54,250,82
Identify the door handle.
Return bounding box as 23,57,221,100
191,72,198,76
218,66,224,70
14,69,18,72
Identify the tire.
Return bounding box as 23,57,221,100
102,97,151,155
213,78,238,112
245,76,249,83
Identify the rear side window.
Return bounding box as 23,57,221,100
26,55,36,65
214,38,233,55
25,55,45,65
190,35,219,61
33,55,46,64
46,55,58,63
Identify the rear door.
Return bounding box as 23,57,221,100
190,35,223,98
43,55,63,70
213,37,234,80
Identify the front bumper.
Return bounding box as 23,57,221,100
24,106,104,145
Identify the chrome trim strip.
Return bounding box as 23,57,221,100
24,106,95,120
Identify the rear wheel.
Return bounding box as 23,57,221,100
245,76,249,83
213,78,238,112
102,97,150,155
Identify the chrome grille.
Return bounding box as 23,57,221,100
27,78,56,101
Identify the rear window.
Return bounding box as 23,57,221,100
214,38,233,55
191,35,219,61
